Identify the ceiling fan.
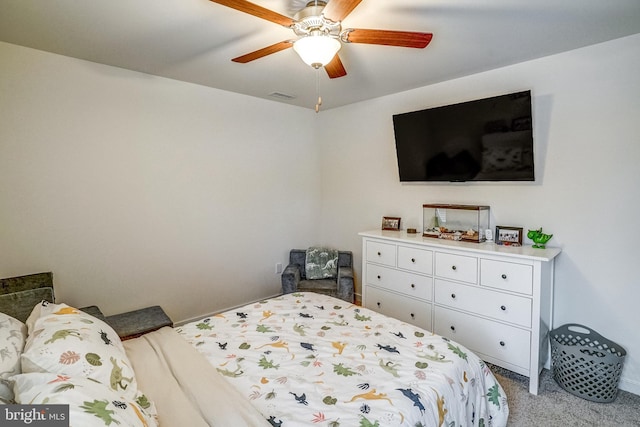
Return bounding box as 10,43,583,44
209,0,433,79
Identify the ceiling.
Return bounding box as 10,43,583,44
1,0,640,110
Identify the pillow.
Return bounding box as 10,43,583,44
305,247,339,280
480,130,535,173
21,302,139,400
481,146,522,171
12,373,158,427
0,312,27,402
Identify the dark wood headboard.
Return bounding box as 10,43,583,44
0,272,54,322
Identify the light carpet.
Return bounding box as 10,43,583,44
490,365,640,426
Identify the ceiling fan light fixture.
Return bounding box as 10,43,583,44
293,33,341,68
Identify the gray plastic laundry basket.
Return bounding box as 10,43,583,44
550,324,626,403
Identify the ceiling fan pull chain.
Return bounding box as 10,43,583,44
315,67,322,113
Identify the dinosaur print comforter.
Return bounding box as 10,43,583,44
177,292,508,427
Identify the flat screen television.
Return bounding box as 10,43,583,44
393,90,534,182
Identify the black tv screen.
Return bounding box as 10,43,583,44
393,91,534,182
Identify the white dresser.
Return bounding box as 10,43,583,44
359,229,561,394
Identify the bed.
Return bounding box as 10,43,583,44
177,292,509,426
1,273,508,426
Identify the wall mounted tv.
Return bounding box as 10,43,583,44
393,90,534,182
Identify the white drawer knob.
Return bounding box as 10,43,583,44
451,265,457,271
501,274,507,280
500,305,506,311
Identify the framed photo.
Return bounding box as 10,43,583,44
496,226,523,246
382,216,401,231
512,116,532,131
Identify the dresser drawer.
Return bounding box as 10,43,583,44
481,259,533,295
397,246,433,275
435,252,478,284
366,241,397,267
434,306,531,371
365,286,432,330
366,264,432,300
434,279,532,327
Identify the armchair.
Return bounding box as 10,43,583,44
281,249,354,303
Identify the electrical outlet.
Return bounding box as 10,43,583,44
275,263,283,274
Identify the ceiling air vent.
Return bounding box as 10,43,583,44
269,92,297,100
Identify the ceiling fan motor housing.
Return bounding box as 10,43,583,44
293,3,341,37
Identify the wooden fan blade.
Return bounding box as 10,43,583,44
209,0,294,27
344,29,433,48
231,41,293,63
321,0,363,22
325,54,347,79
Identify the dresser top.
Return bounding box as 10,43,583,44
359,230,561,262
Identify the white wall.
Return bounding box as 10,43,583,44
0,41,321,322
2,33,639,396
315,34,640,394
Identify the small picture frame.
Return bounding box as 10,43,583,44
512,116,532,131
496,226,523,246
382,217,401,231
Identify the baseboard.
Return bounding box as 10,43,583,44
354,292,362,305
618,376,640,396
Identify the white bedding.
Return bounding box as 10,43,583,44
177,292,509,426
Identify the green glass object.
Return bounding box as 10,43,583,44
527,227,553,249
